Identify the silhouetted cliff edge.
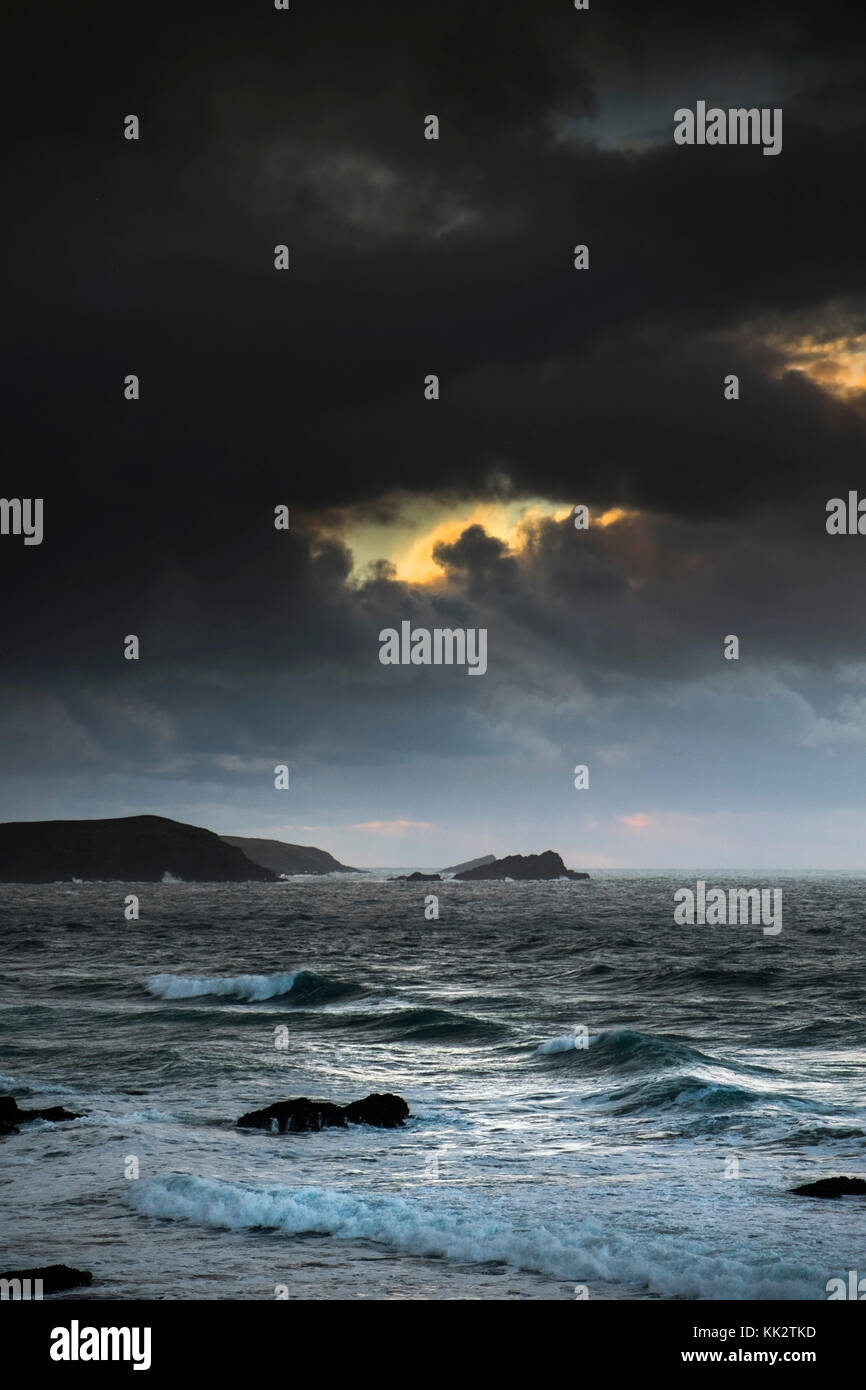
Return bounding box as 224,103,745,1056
221,835,358,876
0,815,277,883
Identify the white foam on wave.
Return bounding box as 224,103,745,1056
130,1174,822,1300
537,1032,600,1053
78,1108,178,1126
145,971,300,1001
0,1073,81,1097
538,1034,578,1054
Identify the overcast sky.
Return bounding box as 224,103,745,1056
4,0,866,867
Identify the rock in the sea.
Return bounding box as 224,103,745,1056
395,871,441,881
790,1176,866,1199
0,1095,81,1135
0,1264,92,1294
0,1097,19,1136
442,854,496,874
454,850,589,881
342,1094,410,1127
237,1092,409,1133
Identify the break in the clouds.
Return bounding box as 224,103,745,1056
3,0,866,865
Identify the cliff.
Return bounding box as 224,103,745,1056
221,835,358,876
0,815,277,883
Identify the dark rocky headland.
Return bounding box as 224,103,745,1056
0,814,277,883
221,834,358,876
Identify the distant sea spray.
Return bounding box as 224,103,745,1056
144,970,352,1003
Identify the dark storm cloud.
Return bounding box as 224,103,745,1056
5,0,866,528
1,495,862,768
4,0,866,852
5,0,865,535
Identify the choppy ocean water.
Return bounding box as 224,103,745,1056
1,871,864,1301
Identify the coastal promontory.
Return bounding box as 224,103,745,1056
0,815,277,883
220,834,358,876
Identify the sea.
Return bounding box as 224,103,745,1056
1,870,864,1301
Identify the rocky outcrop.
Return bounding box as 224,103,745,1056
221,835,359,876
394,871,441,881
0,815,277,883
237,1092,409,1133
454,850,589,881
0,1095,81,1136
0,1265,92,1294
790,1176,866,1199
441,854,496,874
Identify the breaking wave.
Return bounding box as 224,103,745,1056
536,1028,719,1072
129,1174,822,1299
145,970,350,1003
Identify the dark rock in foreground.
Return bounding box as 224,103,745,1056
238,1092,409,1133
454,850,589,881
0,1095,82,1135
0,1096,19,1136
221,834,359,876
0,1265,92,1294
0,814,277,884
395,871,441,881
790,1176,866,1199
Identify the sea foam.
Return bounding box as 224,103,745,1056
146,971,301,1002
129,1174,823,1300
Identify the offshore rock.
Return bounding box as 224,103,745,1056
454,850,589,881
0,1265,93,1294
0,1095,81,1136
237,1092,410,1133
790,1176,866,1199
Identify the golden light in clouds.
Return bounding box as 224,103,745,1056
391,501,569,584
596,507,638,528
777,333,866,398
324,495,632,586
